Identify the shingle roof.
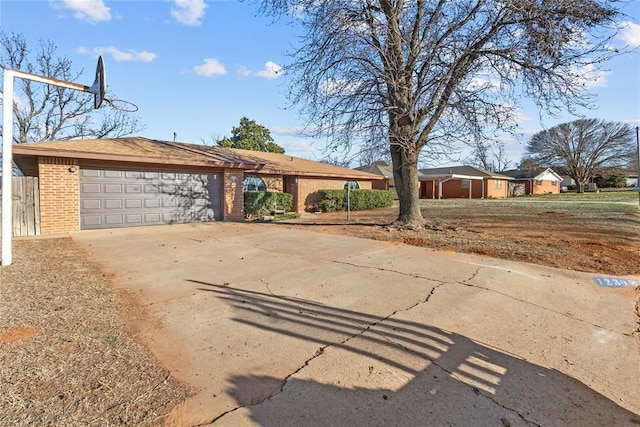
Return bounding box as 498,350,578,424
354,161,394,178
501,167,563,180
419,165,511,180
12,137,382,180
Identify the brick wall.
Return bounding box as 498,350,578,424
38,157,79,233
223,169,244,221
485,179,508,198
422,178,507,199
295,177,373,212
261,174,284,192
533,179,560,194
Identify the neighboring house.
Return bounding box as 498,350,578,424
12,137,382,234
354,161,396,196
501,167,562,195
418,166,511,199
355,163,510,199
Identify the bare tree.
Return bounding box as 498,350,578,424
469,140,511,172
525,119,635,193
0,32,144,143
253,0,626,228
319,155,353,168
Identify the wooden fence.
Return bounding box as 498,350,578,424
0,176,41,236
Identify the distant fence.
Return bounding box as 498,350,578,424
0,176,41,236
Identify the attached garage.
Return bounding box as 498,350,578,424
79,168,222,230
11,137,383,235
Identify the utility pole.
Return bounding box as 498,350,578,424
636,126,640,205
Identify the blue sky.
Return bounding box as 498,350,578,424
1,0,639,167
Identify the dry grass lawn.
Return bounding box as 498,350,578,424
0,238,191,426
278,198,640,276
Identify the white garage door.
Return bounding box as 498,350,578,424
80,168,222,230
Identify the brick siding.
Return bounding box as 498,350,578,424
533,179,560,194
224,169,245,221
38,157,79,233
295,177,373,212
420,178,508,199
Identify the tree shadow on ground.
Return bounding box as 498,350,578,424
193,281,640,426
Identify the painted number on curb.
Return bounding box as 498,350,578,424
593,277,639,288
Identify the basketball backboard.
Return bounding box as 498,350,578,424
90,56,106,108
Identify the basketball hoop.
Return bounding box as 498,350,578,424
90,56,106,109
103,97,139,112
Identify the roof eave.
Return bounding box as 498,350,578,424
12,146,258,170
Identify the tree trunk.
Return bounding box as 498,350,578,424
390,144,424,229
576,181,585,193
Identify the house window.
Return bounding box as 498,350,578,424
494,180,502,189
536,180,543,186
344,180,359,190
461,180,470,189
244,174,267,192
551,180,557,186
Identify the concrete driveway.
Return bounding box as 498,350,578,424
72,222,640,426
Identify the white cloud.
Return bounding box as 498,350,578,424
270,125,305,137
78,46,156,62
193,58,227,77
280,139,319,155
58,0,111,23
618,21,640,47
575,63,608,88
241,61,283,80
171,0,207,27
238,66,252,78
513,109,533,125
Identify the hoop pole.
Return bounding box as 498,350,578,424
2,70,15,265
4,67,94,94
1,65,104,266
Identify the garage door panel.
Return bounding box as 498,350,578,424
82,169,101,178
83,199,101,210
104,214,125,225
81,168,222,229
144,199,161,208
104,170,122,178
104,199,123,209
82,215,102,227
126,184,142,193
82,183,101,193
145,212,161,222
105,184,123,193
125,199,142,209
125,214,143,224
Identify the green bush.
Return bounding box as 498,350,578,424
262,192,293,213
244,191,265,216
314,189,394,212
244,191,293,217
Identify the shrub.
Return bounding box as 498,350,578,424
244,191,265,217
263,192,293,213
314,189,394,212
244,191,293,217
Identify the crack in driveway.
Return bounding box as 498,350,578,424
208,279,446,425
460,267,624,334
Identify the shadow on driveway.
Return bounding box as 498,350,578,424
193,281,640,426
